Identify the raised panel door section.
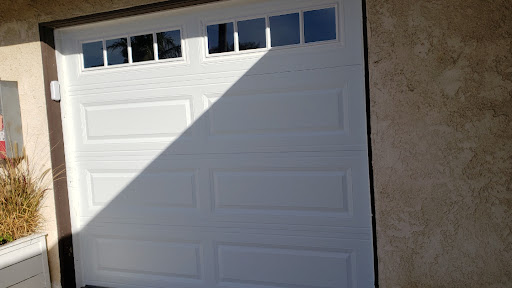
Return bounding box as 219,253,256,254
87,170,198,209
216,244,352,288
82,97,193,142
205,89,343,135
212,169,349,215
96,238,202,280
81,231,206,288
199,66,366,154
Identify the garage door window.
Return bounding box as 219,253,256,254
82,29,183,70
131,33,155,62
106,38,128,65
207,22,235,54
304,7,337,43
205,6,338,56
237,18,266,50
82,41,104,68
157,30,182,59
269,13,300,47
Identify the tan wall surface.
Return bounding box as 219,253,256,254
0,36,63,288
0,0,511,287
366,0,512,287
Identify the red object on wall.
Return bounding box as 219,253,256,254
0,114,5,159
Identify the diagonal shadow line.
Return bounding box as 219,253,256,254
56,2,373,287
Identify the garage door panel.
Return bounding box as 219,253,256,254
199,66,367,152
94,238,202,280
86,169,198,209
83,239,205,288
216,244,352,288
211,169,348,214
76,161,203,220
80,224,372,288
67,46,358,93
58,0,364,89
75,152,370,228
65,52,361,98
64,94,201,153
83,98,194,141
204,89,343,136
66,66,366,155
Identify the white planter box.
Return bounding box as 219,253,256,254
0,234,51,288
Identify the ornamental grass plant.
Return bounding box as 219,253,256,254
0,147,52,245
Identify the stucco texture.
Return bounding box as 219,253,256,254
0,0,511,287
366,0,512,287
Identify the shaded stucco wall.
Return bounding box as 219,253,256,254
366,0,512,287
0,0,510,287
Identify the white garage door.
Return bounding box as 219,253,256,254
55,0,374,287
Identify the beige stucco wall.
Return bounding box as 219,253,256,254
366,0,512,287
0,34,63,288
0,0,510,287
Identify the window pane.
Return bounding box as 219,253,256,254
82,41,103,68
106,38,128,65
237,18,266,51
207,23,234,54
131,34,155,62
304,8,336,43
157,30,182,59
269,13,300,47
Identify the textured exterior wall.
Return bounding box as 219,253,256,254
0,38,62,288
0,0,510,287
366,1,512,287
